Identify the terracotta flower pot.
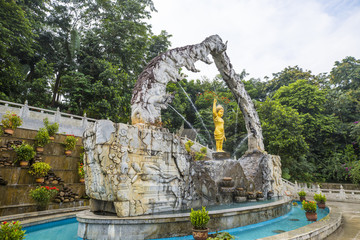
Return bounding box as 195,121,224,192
4,128,14,135
305,212,317,221
35,177,45,183
19,161,29,167
80,178,85,183
65,150,72,156
36,147,44,153
49,136,55,141
317,202,326,209
192,228,209,240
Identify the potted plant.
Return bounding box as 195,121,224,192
34,127,50,152
1,112,22,135
0,220,26,239
43,118,59,140
298,190,306,202
190,206,210,240
78,162,85,183
63,134,78,156
28,162,52,183
13,143,36,167
314,193,327,209
207,232,235,240
302,200,317,221
29,186,59,210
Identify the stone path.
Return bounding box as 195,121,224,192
325,201,360,240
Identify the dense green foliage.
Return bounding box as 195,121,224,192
0,0,171,122
0,1,359,184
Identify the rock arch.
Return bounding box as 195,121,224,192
131,35,264,153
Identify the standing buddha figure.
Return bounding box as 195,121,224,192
213,98,226,152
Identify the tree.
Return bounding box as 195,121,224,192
257,99,309,179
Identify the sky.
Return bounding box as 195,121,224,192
149,0,360,80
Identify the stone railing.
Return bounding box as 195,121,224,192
0,100,97,137
295,181,360,202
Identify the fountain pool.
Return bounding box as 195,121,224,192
23,201,329,240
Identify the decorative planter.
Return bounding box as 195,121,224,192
256,192,264,198
19,161,29,167
4,129,14,135
35,177,45,183
235,188,246,197
267,191,274,199
221,177,234,187
49,136,55,141
305,212,317,221
300,196,306,202
80,178,85,183
247,192,257,201
192,228,209,240
36,147,44,153
317,202,326,209
65,150,72,156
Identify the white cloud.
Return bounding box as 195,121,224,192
150,0,360,80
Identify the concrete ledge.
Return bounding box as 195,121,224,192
77,198,292,240
258,206,342,240
0,206,89,227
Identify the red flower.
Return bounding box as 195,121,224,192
46,186,50,190
2,221,7,224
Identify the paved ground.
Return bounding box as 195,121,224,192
325,201,360,240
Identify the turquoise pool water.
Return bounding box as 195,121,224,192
24,202,329,240
154,203,329,240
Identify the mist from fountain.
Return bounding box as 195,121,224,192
177,82,214,148
167,105,207,145
231,133,252,158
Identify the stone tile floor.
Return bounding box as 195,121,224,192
325,201,360,240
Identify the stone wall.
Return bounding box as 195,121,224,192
0,128,88,216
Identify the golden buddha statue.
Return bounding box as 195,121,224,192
213,99,226,152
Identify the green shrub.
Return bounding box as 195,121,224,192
28,162,51,178
0,220,26,240
35,128,50,147
302,200,317,213
63,135,78,151
13,143,36,163
29,186,59,209
1,112,22,129
43,118,59,137
185,140,194,153
190,206,210,230
314,193,326,203
298,190,306,197
207,232,235,240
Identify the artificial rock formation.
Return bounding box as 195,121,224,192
83,120,193,217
